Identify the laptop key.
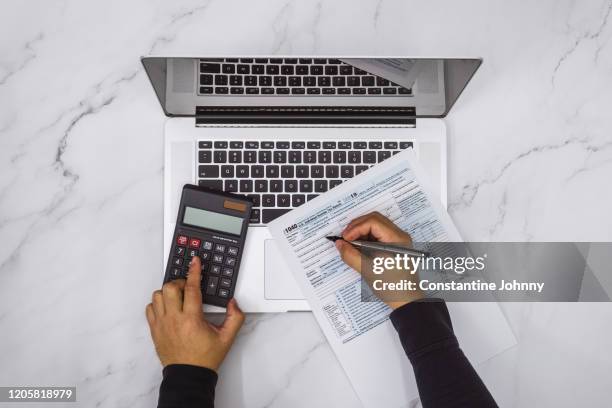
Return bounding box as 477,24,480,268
280,165,294,178
254,180,267,192
307,141,321,149
213,151,227,163
262,195,275,207
326,165,339,178
400,142,414,149
347,76,360,86
303,76,316,87
262,209,291,223
307,194,319,201
281,65,294,75
332,77,346,86
261,141,274,149
296,166,309,178
338,142,351,149
353,141,367,149
384,142,398,149
266,165,279,178
270,180,283,192
318,151,331,163
296,65,309,75
274,76,287,86
215,75,228,85
383,88,397,94
277,195,291,207
251,165,264,178
325,66,338,75
340,65,352,75
252,65,264,74
285,180,298,192
322,88,336,94
307,88,320,94
300,180,313,192
200,74,213,85
318,77,330,87
199,180,222,190
246,87,259,94
291,141,305,149
362,76,375,86
292,88,305,94
199,151,212,163
250,209,260,223
353,88,366,94
259,76,272,86
221,165,234,178
258,151,272,163
288,151,301,163
200,63,221,73
341,165,354,178
367,88,381,94
310,65,323,75
214,141,228,148
199,141,213,149
333,151,346,163
230,141,244,149
315,180,328,192
276,88,290,94
273,151,286,163
266,65,279,75
289,76,301,86
323,141,336,149
356,165,369,174
311,166,324,178
247,194,261,207
215,87,229,94
225,179,238,192
304,151,316,163
245,141,259,149
240,180,253,192
363,151,376,163
262,88,274,94
245,76,257,86
337,88,351,94
398,88,412,94
292,194,306,207
378,151,391,162
330,180,343,189
348,151,361,163
222,64,235,74
228,151,241,163
236,165,249,178
237,64,250,74
244,151,257,163
230,75,242,86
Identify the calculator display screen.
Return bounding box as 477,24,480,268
183,206,243,235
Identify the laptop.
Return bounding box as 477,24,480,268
141,57,481,312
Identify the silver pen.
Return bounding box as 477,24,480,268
326,236,429,257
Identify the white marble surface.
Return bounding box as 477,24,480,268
1,0,612,406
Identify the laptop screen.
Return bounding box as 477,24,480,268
142,57,481,120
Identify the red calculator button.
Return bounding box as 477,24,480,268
189,238,201,248
177,235,188,246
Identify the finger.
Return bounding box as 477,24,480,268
219,298,245,342
162,280,184,313
152,290,165,316
336,240,363,273
145,303,156,326
342,216,398,242
184,256,203,314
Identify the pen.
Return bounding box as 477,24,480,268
326,236,429,257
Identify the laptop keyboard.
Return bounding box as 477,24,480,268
198,58,413,96
197,140,414,224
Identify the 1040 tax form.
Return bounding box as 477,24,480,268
268,149,516,408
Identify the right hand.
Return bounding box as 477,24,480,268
335,212,424,308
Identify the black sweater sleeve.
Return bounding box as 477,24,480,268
158,364,217,408
389,299,498,408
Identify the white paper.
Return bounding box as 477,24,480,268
268,150,516,408
341,58,422,89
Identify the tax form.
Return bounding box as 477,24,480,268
267,150,516,408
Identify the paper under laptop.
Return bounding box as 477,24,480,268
341,58,422,90
268,150,516,408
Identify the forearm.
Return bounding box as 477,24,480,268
390,299,498,408
158,364,218,408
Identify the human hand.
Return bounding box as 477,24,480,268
334,212,424,308
146,257,245,372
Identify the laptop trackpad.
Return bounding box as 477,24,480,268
264,239,305,300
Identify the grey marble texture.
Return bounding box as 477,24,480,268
1,0,612,407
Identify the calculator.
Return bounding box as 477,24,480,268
164,184,252,308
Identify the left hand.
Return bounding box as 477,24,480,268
146,257,245,372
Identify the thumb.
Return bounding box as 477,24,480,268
219,298,245,342
336,240,363,274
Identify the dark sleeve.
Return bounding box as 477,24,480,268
389,299,498,408
158,364,218,408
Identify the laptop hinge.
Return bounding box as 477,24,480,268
194,106,416,126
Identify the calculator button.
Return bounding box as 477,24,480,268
175,246,186,256
177,235,188,246
220,278,232,288
222,268,234,278
213,254,224,264
228,247,239,256
170,267,182,278
187,249,199,258
206,276,219,295
210,264,222,275
225,257,236,267
202,241,213,250
200,251,211,261
172,257,184,267
218,288,230,298
189,238,201,248
214,244,226,253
